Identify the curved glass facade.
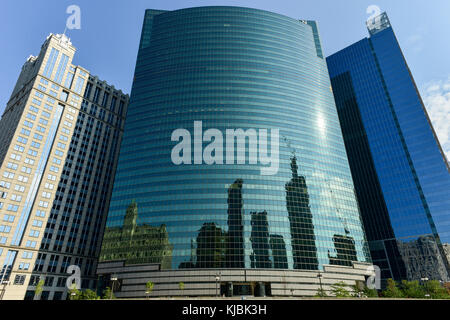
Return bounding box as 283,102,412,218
99,6,371,271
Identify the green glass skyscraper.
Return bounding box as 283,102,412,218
97,6,373,298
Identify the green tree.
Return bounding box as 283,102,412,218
330,281,351,297
34,279,45,300
145,281,154,299
68,283,82,300
363,286,379,298
82,289,100,300
102,287,116,299
179,282,185,291
382,278,404,298
423,280,450,299
400,280,425,299
314,287,328,297
352,281,378,298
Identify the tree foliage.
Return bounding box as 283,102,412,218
330,281,352,297
102,287,116,299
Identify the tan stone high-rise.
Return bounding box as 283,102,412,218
0,33,128,300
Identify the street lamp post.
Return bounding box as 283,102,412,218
215,273,221,298
317,273,323,295
110,275,118,299
421,277,430,299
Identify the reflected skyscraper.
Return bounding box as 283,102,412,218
226,179,245,268
250,211,271,268
269,235,288,269
100,201,172,268
285,156,318,270
195,222,226,268
328,234,358,267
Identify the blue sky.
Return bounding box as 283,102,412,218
1,0,449,157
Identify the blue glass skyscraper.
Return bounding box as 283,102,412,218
97,6,373,298
327,12,450,284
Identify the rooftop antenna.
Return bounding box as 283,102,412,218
326,179,350,235
282,135,296,157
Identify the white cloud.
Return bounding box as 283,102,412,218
405,28,425,54
422,77,450,160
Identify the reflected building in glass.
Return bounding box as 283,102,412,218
327,12,450,285
97,6,373,297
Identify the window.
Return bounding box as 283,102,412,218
22,251,33,259
7,204,19,212
11,194,22,202
18,263,30,271
42,111,51,118
0,181,10,189
36,125,46,133
33,133,43,141
49,166,59,173
25,240,36,248
54,54,69,84
17,136,28,144
0,225,11,233
3,214,15,222
21,166,32,174
74,76,85,94
0,237,7,244
36,210,46,218
32,98,41,106
29,230,40,237
14,145,25,153
10,153,21,161
20,128,30,136
14,185,25,192
43,48,59,78
32,220,43,228
17,175,29,183
39,118,48,126
64,72,74,89
24,158,35,165
44,182,54,189
29,105,39,113
40,78,49,85
34,91,44,99
60,90,69,102
30,141,40,149
93,87,101,103
3,171,14,179
42,191,51,198
23,120,33,128
27,149,38,157
14,275,26,285
38,201,48,208
6,162,18,170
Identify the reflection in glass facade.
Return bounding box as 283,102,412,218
99,6,371,272
327,12,450,283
